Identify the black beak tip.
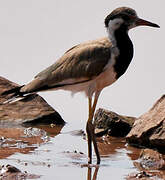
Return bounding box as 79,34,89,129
153,23,160,28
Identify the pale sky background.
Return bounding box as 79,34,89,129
0,0,164,130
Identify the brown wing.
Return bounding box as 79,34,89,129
21,37,112,93
37,38,111,81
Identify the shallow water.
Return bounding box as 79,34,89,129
0,123,145,179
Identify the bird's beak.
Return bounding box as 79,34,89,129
135,18,160,28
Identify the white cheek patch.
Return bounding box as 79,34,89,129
107,18,124,46
108,18,124,31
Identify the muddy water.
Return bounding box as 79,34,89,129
0,124,142,179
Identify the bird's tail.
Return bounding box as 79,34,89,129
1,85,28,104
1,85,25,97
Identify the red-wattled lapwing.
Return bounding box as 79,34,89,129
2,7,159,165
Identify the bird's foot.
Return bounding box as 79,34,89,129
81,163,100,168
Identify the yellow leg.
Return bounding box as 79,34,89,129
86,91,101,164
86,97,93,164
87,167,92,180
93,166,99,179
91,91,101,164
87,166,99,180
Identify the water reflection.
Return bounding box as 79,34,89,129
87,166,99,180
0,124,156,180
97,136,126,157
0,124,63,159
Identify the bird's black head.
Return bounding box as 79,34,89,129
105,7,160,31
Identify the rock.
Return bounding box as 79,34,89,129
126,95,165,148
94,108,136,137
126,171,153,180
137,149,165,170
0,76,65,125
127,149,165,180
0,164,40,179
126,171,155,180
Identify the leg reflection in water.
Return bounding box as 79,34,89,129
87,166,99,180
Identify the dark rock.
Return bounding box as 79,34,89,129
126,95,165,148
0,76,65,125
94,108,136,137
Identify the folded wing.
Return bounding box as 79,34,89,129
21,37,112,93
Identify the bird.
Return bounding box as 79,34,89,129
2,7,159,165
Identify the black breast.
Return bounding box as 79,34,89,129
113,28,134,79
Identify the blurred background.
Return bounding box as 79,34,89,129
0,0,164,130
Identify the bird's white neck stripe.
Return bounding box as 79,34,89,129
107,18,124,56
106,18,124,47
107,28,116,47
107,28,120,57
